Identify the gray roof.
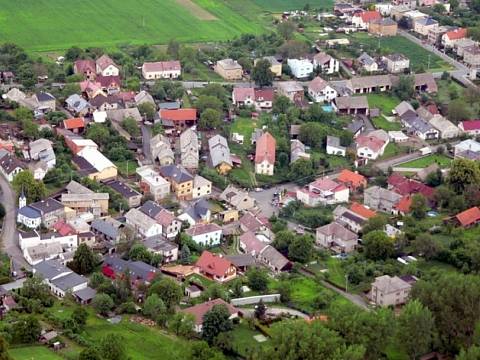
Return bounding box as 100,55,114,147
158,101,180,110
139,200,164,219
143,235,178,252
103,256,158,281
66,180,94,194
91,218,122,239
335,96,369,110
261,246,289,271
208,135,232,167
358,52,376,66
106,108,142,123
225,254,256,268
74,286,97,301
66,94,90,112
104,180,140,198
18,206,41,219
30,198,64,215
403,115,436,134
51,272,87,291
33,259,71,280
36,92,55,102
159,164,193,183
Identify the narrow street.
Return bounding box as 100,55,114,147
141,124,153,165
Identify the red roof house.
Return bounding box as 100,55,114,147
74,60,96,80
350,202,376,219
337,169,367,191
459,120,480,134
182,298,240,332
444,28,467,41
255,132,276,174
394,195,413,215
159,108,197,132
456,206,480,227
387,174,435,199
353,11,381,27
63,118,85,133
195,251,237,282
53,220,76,236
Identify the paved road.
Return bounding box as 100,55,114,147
249,183,299,219
141,125,153,165
0,174,27,269
242,306,310,319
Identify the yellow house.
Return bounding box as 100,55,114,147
215,59,243,80
220,209,239,223
75,147,118,181
159,165,194,200
255,56,282,77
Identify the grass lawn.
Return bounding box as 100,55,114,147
348,33,452,72
0,0,263,51
325,257,347,289
231,117,256,146
114,160,138,177
10,346,64,360
379,142,408,160
367,94,400,115
252,0,334,11
435,79,465,105
372,116,402,131
398,154,451,168
231,322,266,357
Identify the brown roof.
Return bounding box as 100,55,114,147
182,298,239,325
255,132,276,165
337,169,366,188
156,209,176,226
308,76,329,93
316,222,357,242
185,223,222,237
159,108,197,122
456,206,480,227
143,61,181,73
335,96,369,110
195,251,233,278
74,59,95,74
96,54,117,71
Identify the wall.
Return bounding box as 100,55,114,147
230,294,281,306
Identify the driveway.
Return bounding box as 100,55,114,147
242,306,310,319
249,183,299,218
0,174,27,269
141,125,153,165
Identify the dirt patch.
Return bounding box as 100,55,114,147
176,0,218,20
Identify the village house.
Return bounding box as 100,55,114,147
414,17,438,36
214,59,243,80
192,175,212,199
91,217,124,244
141,61,181,79
454,139,480,160
195,251,235,282
387,173,435,201
136,166,170,201
28,139,56,169
459,120,480,136
74,59,96,80
356,130,389,160
0,151,24,182
364,186,403,213
60,192,109,218
226,254,256,273
62,117,86,135
326,136,346,157
232,87,274,109
441,28,467,48
357,53,378,73
316,222,359,253
180,128,199,170
312,52,339,74
400,111,439,140
34,92,56,113
369,17,398,36
159,164,194,200
334,96,369,115
254,88,274,109
428,114,461,139
208,135,233,175
139,201,182,239
394,101,414,117
104,179,142,208
182,299,240,333
255,132,276,176
178,199,212,226
159,108,197,133
287,58,314,79
255,56,282,77
142,235,178,263
75,146,117,181
291,139,310,163
337,169,367,191
185,222,222,246
333,202,376,233
96,75,121,94
276,81,305,103
96,54,120,77
135,90,155,107
352,11,382,29
19,197,65,229
463,45,480,67
454,38,477,57
297,177,349,207
150,134,174,166
65,94,92,117
125,208,162,238
308,77,337,103
19,230,77,254
383,54,410,73
220,185,256,211
455,206,480,228
102,256,159,287
370,275,413,307
350,75,394,94
239,212,271,235
33,260,90,298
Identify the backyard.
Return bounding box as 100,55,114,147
372,116,402,131
397,154,452,169
367,93,401,115
10,346,64,360
380,143,409,160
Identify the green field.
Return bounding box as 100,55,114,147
348,33,452,72
367,94,401,115
372,116,402,131
10,346,64,360
252,0,333,11
398,154,452,168
0,0,263,51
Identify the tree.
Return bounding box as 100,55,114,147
121,117,140,136
362,215,388,235
129,243,152,263
198,109,222,130
180,244,191,265
254,300,266,319
189,341,226,360
143,294,167,322
299,122,329,149
288,159,315,184
167,39,181,59
277,21,296,40
148,277,182,310
138,102,156,121
12,315,41,344
0,336,12,360
65,46,83,61
256,320,365,360
12,170,46,203
98,334,127,360
448,159,480,193
363,230,395,260
86,124,110,145
272,95,292,115
457,346,480,360
448,99,472,123
72,306,88,328
92,293,114,316
46,111,67,126
79,347,101,360
195,95,223,113
202,304,234,344
411,193,428,219
252,59,274,87
14,107,33,122
69,244,97,275
246,267,269,292
426,169,443,187
412,233,440,260
393,75,415,101
463,86,480,106
273,230,295,252
169,312,196,338
288,234,314,263
396,300,436,359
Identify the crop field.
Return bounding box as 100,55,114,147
252,0,334,11
0,0,263,51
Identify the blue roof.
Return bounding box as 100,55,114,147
18,206,41,219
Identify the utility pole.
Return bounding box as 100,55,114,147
345,274,349,293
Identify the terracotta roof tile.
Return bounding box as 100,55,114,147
255,132,276,165
456,206,480,227
195,251,233,278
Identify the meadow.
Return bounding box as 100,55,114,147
252,0,334,11
0,0,263,51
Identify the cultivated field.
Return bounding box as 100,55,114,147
252,0,334,11
0,0,263,51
